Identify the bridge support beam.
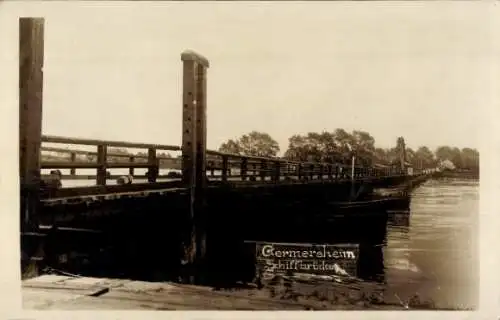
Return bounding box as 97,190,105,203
19,17,45,279
180,50,209,284
19,17,45,231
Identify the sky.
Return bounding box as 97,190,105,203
1,2,497,155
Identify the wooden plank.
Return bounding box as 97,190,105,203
42,135,180,151
19,17,45,229
41,174,181,181
36,174,411,203
40,180,184,200
40,174,181,180
41,187,188,206
42,161,180,170
41,146,178,159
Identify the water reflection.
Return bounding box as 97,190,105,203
382,178,479,310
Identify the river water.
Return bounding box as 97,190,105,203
382,178,479,310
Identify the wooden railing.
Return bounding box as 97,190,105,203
41,135,181,185
204,150,393,183
40,135,436,189
205,150,436,182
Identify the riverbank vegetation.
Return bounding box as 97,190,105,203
218,130,479,171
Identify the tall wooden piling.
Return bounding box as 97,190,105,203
194,60,208,267
19,18,45,231
180,50,209,283
398,137,406,173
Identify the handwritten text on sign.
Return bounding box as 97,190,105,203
251,242,360,280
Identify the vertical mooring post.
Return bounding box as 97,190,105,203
180,50,209,283
19,18,44,231
398,137,406,174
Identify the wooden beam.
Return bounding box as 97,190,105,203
19,17,44,229
96,145,107,186
180,51,199,283
180,50,210,284
42,135,180,151
194,62,208,280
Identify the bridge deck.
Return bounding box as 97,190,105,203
41,173,417,205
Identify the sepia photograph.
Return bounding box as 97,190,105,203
1,1,496,316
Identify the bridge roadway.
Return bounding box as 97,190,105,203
41,167,429,205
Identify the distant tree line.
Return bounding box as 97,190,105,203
218,130,479,171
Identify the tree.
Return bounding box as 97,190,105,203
435,146,462,169
218,139,241,155
284,132,338,163
450,147,463,169
332,129,353,163
283,129,376,165
373,148,389,165
460,148,479,170
350,130,376,166
283,134,313,162
218,131,280,157
107,147,130,163
405,147,415,166
435,146,454,163
412,146,435,168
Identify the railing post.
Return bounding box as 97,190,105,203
240,158,248,181
96,144,107,186
180,50,209,284
222,155,228,182
147,148,158,183
129,156,135,176
260,160,266,181
208,160,215,177
19,17,44,231
297,163,303,180
273,161,281,182
69,152,76,175
309,164,314,180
